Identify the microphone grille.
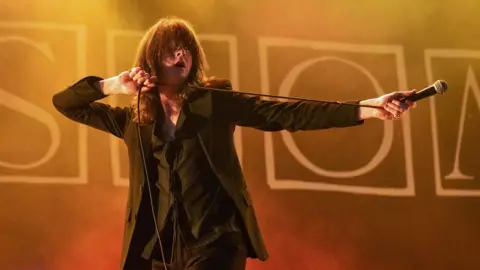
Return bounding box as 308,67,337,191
434,80,448,94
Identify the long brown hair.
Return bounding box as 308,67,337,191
131,17,208,125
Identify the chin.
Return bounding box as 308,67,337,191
179,74,190,83
171,77,188,86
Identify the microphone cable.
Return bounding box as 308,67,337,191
189,86,384,109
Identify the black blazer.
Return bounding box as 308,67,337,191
52,76,364,269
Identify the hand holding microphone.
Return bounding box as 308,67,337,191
386,79,448,119
98,67,158,96
358,80,447,120
361,90,418,120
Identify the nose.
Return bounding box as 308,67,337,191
175,49,183,58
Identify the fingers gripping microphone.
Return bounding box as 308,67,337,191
403,80,448,102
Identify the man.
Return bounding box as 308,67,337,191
52,17,416,270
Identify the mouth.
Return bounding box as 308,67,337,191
174,62,185,68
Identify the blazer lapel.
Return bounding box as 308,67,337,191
185,89,212,137
186,89,212,122
186,89,213,158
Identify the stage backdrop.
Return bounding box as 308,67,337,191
1,0,479,269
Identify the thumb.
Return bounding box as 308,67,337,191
405,89,416,96
394,89,416,98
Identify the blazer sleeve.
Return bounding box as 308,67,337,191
217,80,364,132
52,76,131,138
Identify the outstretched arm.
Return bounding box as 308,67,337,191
217,80,416,132
225,93,364,131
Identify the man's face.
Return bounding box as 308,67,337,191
159,45,193,85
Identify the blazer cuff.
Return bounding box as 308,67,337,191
72,76,107,99
342,100,365,127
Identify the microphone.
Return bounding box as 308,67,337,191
402,80,448,102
